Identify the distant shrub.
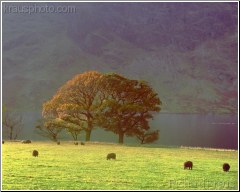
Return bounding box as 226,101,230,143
107,153,116,160
74,142,78,145
22,140,31,144
2,141,4,144
184,161,193,170
223,163,230,172
32,150,39,157
57,141,60,145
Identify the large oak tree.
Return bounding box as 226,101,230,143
97,73,161,144
42,71,104,141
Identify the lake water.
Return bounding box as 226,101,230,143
151,113,238,149
9,112,238,149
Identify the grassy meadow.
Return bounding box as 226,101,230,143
1,141,238,190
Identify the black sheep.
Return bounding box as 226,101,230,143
32,150,39,157
184,161,193,170
223,163,230,172
81,142,85,145
22,140,31,144
107,153,116,160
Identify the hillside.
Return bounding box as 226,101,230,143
2,2,238,113
2,2,238,145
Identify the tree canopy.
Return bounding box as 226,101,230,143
42,71,161,143
42,71,104,141
97,73,161,143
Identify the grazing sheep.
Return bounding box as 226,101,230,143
22,140,31,144
184,161,193,170
74,142,78,145
81,142,85,145
223,163,230,172
107,153,116,160
32,150,39,157
57,141,60,145
2,141,4,144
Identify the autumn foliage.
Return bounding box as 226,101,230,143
41,71,161,143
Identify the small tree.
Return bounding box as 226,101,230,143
67,126,82,141
35,118,64,142
2,111,23,140
136,129,159,144
64,121,84,141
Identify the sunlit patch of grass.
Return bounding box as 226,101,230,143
2,141,238,190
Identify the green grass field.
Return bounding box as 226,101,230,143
1,141,238,190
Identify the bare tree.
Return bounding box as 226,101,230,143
2,112,23,140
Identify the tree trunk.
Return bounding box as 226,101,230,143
70,132,77,141
118,131,124,144
85,117,93,141
85,129,92,141
10,126,13,140
52,135,57,142
141,135,146,144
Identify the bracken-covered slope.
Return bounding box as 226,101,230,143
3,2,238,114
